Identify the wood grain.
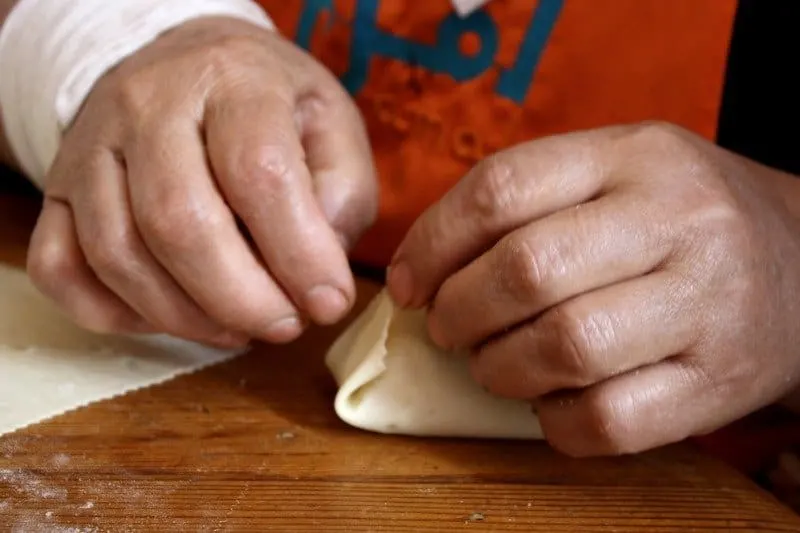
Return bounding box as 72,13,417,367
0,194,798,532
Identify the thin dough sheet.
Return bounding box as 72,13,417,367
0,263,246,436
325,290,543,439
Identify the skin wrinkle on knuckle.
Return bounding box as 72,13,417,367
582,391,636,455
494,329,548,398
27,244,133,334
498,231,575,309
469,155,518,227
497,237,544,304
674,355,717,393
231,145,297,205
203,33,259,67
549,308,596,386
626,120,684,150
112,62,215,131
295,89,339,132
83,233,133,282
140,195,225,254
109,65,166,121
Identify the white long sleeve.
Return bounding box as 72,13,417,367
0,0,274,187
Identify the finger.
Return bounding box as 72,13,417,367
388,129,616,308
428,193,671,349
27,198,154,335
67,148,248,348
126,118,304,344
206,89,355,326
535,356,723,457
298,92,378,251
470,271,700,400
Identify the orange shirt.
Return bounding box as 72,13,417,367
256,0,737,267
257,1,799,488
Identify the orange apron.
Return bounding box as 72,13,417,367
256,0,738,268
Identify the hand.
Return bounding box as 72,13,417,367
388,122,800,456
27,17,377,347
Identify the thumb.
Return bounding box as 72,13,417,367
298,93,378,251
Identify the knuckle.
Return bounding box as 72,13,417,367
85,243,125,280
27,240,71,290
547,307,597,384
684,193,749,266
701,196,747,238
84,228,137,280
205,33,261,65
469,155,517,225
496,237,546,301
230,146,295,199
582,390,637,455
140,195,224,251
297,90,337,127
27,236,141,335
109,69,159,117
628,120,685,148
198,37,265,85
138,208,182,250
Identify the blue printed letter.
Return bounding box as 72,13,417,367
296,0,334,50
496,0,564,104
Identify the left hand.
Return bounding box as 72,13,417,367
387,122,800,457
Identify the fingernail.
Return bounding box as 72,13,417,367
265,317,304,344
305,285,349,325
387,261,414,308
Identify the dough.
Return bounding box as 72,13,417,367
0,259,541,440
0,263,245,436
325,290,543,439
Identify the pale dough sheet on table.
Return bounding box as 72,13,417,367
0,263,245,436
0,259,541,440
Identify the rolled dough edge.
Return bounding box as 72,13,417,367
0,342,248,437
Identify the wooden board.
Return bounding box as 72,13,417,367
1,193,798,532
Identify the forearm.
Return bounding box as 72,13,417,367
0,0,21,171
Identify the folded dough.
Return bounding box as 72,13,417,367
325,290,543,439
0,263,246,436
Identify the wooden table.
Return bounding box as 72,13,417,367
1,193,798,532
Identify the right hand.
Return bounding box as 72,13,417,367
26,16,378,347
